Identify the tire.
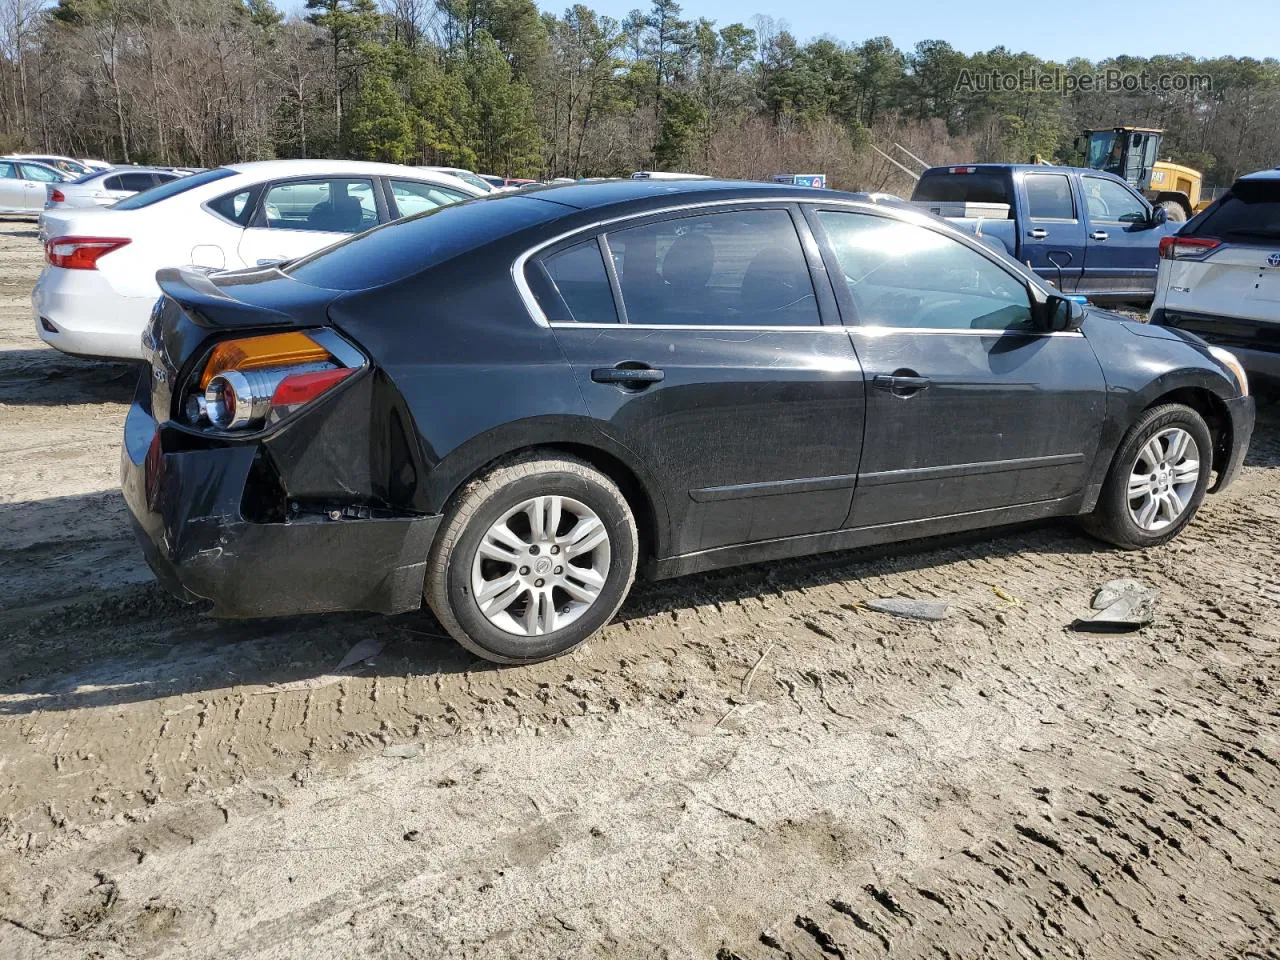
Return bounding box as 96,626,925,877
1158,199,1188,222
424,454,638,664
1081,403,1213,549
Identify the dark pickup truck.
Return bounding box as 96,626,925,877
911,164,1179,303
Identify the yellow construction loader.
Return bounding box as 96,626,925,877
1078,127,1210,222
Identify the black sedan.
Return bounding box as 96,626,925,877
123,179,1255,663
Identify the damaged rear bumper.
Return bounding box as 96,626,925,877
121,391,439,618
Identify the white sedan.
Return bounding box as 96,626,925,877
1,159,74,214
46,166,187,210
34,159,484,360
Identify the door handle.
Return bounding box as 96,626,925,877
1089,230,1109,241
1028,228,1048,239
591,364,664,386
872,373,932,396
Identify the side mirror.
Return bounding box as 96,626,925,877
1148,204,1168,227
1042,294,1086,332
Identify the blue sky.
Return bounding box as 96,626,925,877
535,0,1274,62
277,0,1274,62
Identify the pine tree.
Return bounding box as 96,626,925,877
305,0,381,130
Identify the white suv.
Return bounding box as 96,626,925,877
1151,169,1280,390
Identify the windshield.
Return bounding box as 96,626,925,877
1187,179,1280,242
1086,132,1123,174
112,167,235,209
284,195,561,291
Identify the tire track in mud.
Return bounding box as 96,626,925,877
9,461,1275,843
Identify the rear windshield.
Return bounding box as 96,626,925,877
284,195,564,291
112,167,235,209
912,171,1011,205
1187,178,1280,242
448,170,492,192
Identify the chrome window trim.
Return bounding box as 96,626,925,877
513,197,896,328
547,322,844,332
512,195,1063,331
852,325,1084,338
545,321,1083,337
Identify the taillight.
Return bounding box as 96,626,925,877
185,329,364,432
1159,236,1221,261
49,188,65,204
45,236,130,269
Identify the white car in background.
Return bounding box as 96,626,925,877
0,159,75,214
5,154,98,177
46,166,188,210
1151,168,1280,390
417,165,498,193
35,159,484,359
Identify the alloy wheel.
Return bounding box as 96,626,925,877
1126,427,1200,532
470,495,611,637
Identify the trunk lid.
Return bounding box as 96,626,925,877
149,265,343,423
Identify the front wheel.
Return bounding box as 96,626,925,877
424,454,638,664
1081,403,1213,549
1158,199,1188,222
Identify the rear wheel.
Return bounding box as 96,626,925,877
1081,403,1212,549
425,454,638,664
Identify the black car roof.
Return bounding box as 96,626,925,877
518,177,870,210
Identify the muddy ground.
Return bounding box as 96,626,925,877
1,218,1278,959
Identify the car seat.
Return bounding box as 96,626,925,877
657,232,715,319
738,248,814,323
307,187,365,232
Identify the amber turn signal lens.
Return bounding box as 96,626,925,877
199,331,330,389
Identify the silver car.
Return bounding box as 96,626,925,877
45,166,187,211
0,160,73,215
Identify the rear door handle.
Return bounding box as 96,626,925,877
591,364,664,386
1028,228,1048,239
872,374,932,396
1089,230,1109,241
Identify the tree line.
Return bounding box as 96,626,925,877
1,0,1276,192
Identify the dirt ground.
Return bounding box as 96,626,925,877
1,218,1278,960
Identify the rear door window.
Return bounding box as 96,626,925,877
1187,179,1280,243
261,178,377,233
605,209,820,326
0,162,15,179
112,172,157,192
534,239,618,323
1024,173,1076,220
